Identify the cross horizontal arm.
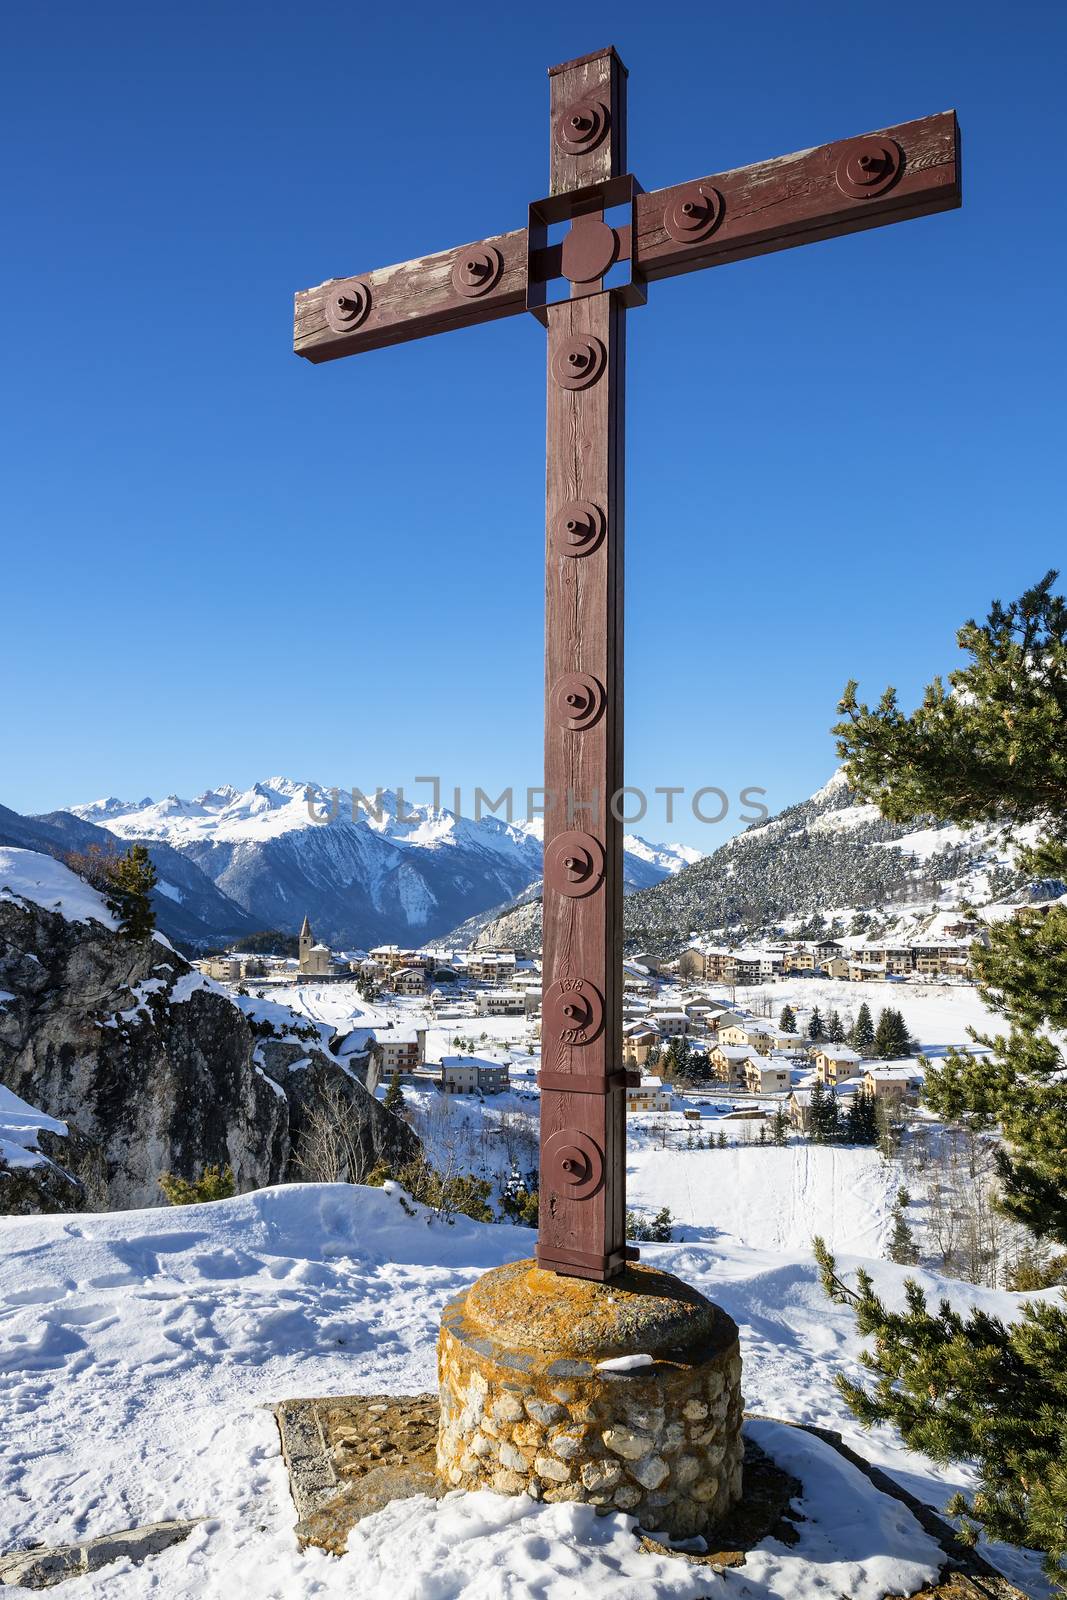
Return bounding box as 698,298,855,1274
636,110,959,282
293,111,958,364
294,228,527,362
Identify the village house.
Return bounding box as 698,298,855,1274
820,956,852,980
767,1028,806,1056
392,965,428,996
649,1007,689,1037
677,946,709,981
376,1028,426,1077
862,1063,924,1104
622,1022,661,1067
814,1044,863,1085
625,1074,672,1113
710,1044,750,1086
439,1055,510,1094
743,1055,792,1095
477,989,526,1017
783,947,819,975
847,959,887,983
466,951,518,983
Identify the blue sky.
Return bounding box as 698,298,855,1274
2,1,1063,849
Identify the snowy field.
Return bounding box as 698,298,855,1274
0,1183,1050,1598
737,976,996,1057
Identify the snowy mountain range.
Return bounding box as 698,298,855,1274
466,770,1050,954
65,778,700,948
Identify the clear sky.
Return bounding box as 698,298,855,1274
2,1,1063,849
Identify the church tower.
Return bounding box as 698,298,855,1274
299,915,313,973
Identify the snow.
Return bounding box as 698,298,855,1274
596,1353,654,1372
0,847,117,930
0,1180,1049,1597
67,777,699,885
627,1143,899,1256
738,977,997,1057
0,1084,67,1170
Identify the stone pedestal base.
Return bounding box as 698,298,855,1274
436,1259,743,1538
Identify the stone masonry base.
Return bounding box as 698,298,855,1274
436,1259,744,1539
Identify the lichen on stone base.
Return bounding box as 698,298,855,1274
436,1259,744,1539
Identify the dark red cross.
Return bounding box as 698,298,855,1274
294,47,960,1281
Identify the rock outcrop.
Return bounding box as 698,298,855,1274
0,884,416,1213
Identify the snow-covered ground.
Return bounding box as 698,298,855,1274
737,976,997,1056
0,1182,1049,1598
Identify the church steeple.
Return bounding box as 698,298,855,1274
299,915,313,970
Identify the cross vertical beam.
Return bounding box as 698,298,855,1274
536,49,631,1281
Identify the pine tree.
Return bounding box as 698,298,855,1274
717,1129,727,1149
807,1007,825,1042
874,1007,911,1059
826,1010,845,1044
826,572,1067,1581
778,1004,797,1033
85,843,156,939
771,1107,790,1146
844,1089,877,1145
383,1074,404,1114
887,1199,919,1264
851,1002,875,1054
809,1079,839,1143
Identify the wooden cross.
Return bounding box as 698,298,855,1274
294,48,960,1282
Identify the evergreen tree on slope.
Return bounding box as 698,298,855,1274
818,571,1067,1586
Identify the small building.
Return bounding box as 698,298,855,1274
862,1064,924,1104
626,1075,671,1113
744,1055,792,1095
710,1044,750,1085
392,966,428,996
622,1023,661,1067
377,1029,426,1076
477,989,526,1016
814,1045,863,1085
649,1008,689,1037
439,1055,510,1094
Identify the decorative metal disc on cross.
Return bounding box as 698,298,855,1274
294,48,960,1283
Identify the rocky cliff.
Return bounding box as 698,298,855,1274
0,854,416,1213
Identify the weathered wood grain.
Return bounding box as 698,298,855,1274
293,229,526,363
293,111,958,364
635,111,960,281
537,48,629,1281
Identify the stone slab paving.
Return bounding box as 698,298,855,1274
274,1393,1028,1598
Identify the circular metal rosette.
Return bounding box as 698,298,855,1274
561,216,618,284
544,977,605,1046
323,278,371,333
543,1129,604,1202
835,138,903,199
551,335,607,391
551,672,605,732
544,830,605,898
554,98,609,156
451,245,503,298
554,499,605,558
663,183,724,244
